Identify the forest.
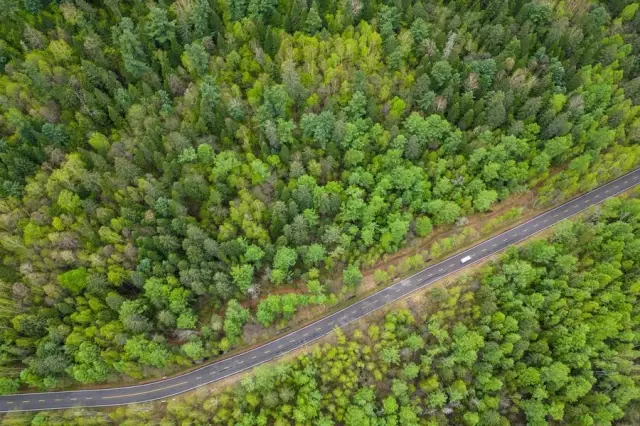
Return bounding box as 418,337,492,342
0,0,639,395
0,191,637,425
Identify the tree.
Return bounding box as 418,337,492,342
199,76,221,130
229,0,248,21
271,246,297,284
113,18,150,78
224,300,249,343
343,264,363,287
57,268,88,295
380,346,400,365
123,336,169,368
463,412,480,426
0,0,638,398
231,264,254,293
401,363,420,380
374,269,389,285
182,340,205,361
88,132,110,152
248,0,277,20
431,61,453,88
485,92,506,130
177,311,197,329
414,216,433,237
119,301,152,333
383,395,398,414
244,245,265,264
303,244,326,266
0,378,19,395
344,406,371,426
256,296,279,326
305,1,322,34
183,44,208,76
448,379,468,402
427,200,462,225
145,7,176,46
474,190,498,212
71,342,110,384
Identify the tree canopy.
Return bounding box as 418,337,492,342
0,0,638,394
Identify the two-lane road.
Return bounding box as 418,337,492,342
1,168,639,412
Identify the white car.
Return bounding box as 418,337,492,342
460,256,472,264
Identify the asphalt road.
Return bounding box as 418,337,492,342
1,168,639,413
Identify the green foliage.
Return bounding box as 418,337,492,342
0,379,19,395
473,190,498,212
88,132,110,152
231,264,254,293
0,0,638,395
223,300,249,343
71,342,110,384
182,340,205,361
182,42,209,77
427,200,462,225
256,293,317,327
343,264,363,287
123,336,169,368
373,269,389,285
273,247,297,271
57,268,88,295
414,216,433,237
431,61,453,88
62,196,639,424
305,1,323,34
303,243,326,266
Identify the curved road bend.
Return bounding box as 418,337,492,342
1,168,639,412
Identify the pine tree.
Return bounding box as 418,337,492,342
304,1,323,34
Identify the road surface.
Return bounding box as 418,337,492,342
1,168,639,412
